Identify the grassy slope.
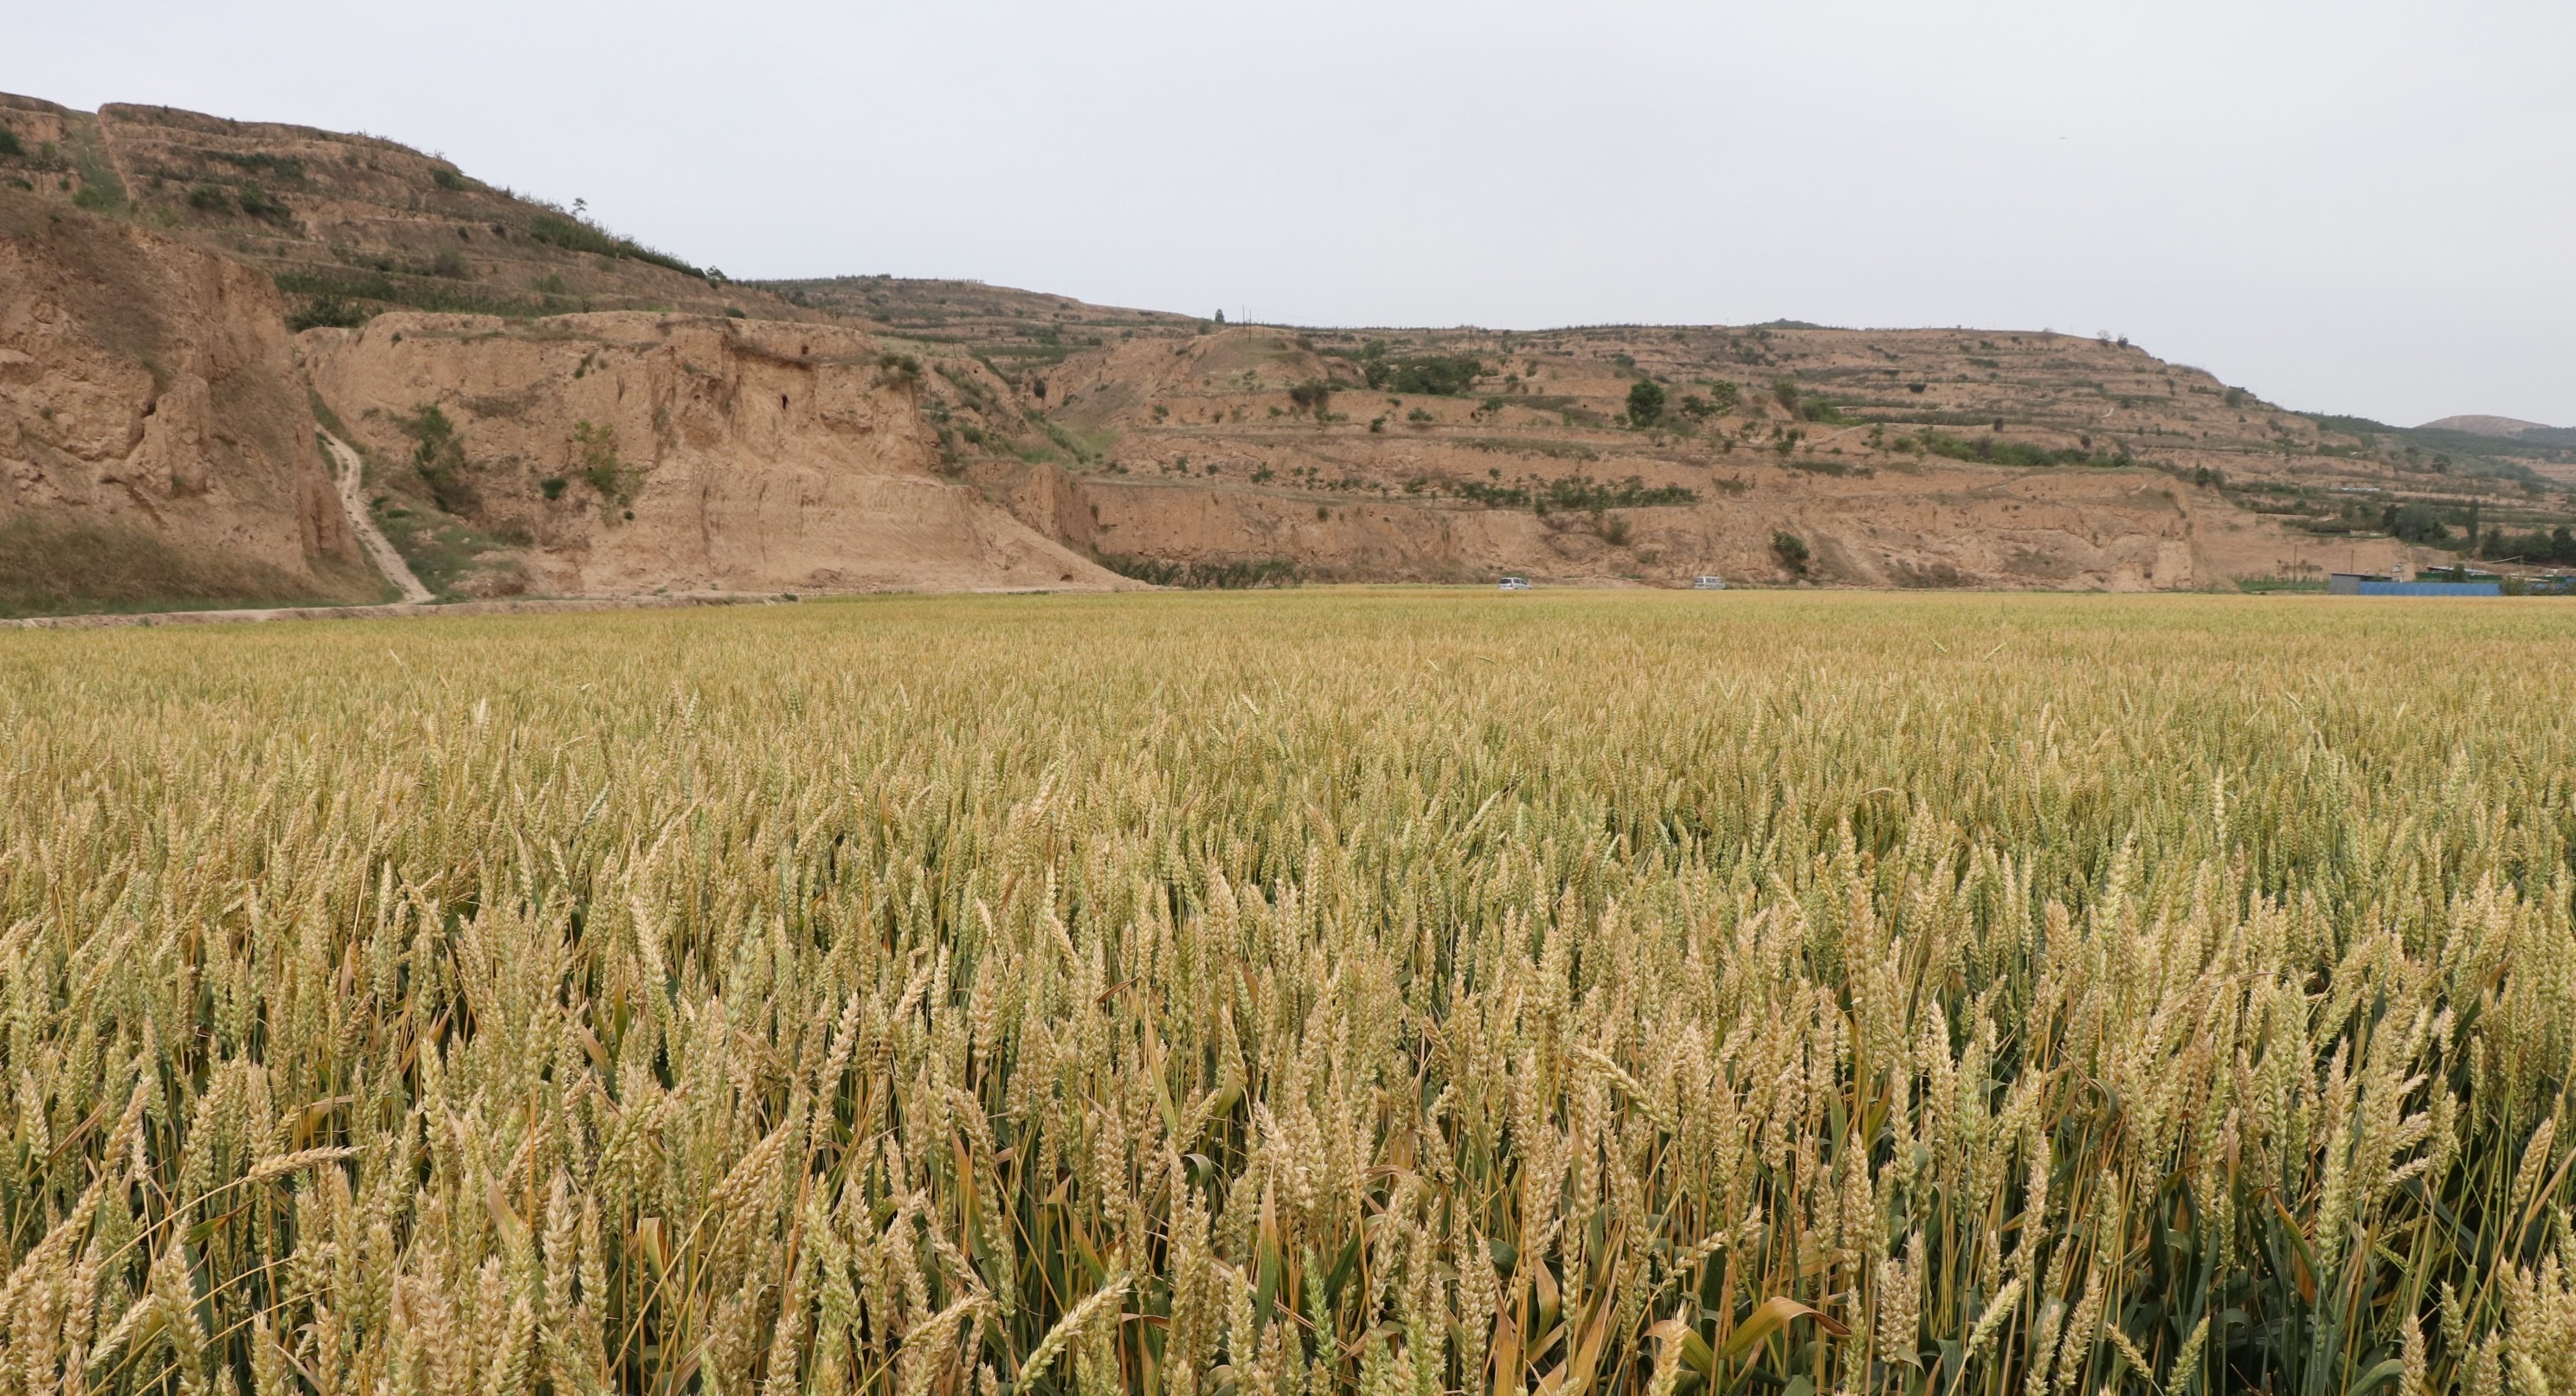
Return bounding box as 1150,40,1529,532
0,512,391,617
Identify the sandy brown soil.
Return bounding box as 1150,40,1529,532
0,186,374,605
301,312,1137,596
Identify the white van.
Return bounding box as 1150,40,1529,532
1693,575,1727,590
1497,576,1530,591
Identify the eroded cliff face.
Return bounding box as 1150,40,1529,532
974,458,2225,589
0,190,369,608
299,313,1130,596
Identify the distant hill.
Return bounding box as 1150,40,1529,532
2416,415,2576,457
2421,415,2558,438
9,87,2576,609
2305,410,2576,478
770,277,2576,588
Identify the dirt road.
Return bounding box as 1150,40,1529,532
321,431,435,603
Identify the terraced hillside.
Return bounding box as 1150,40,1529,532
7,85,2569,604
0,93,795,329
767,278,2576,588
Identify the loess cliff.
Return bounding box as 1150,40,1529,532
0,188,373,613
299,313,1127,598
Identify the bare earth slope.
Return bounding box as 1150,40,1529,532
301,313,1129,596
0,187,378,611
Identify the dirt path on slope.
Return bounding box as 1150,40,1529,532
322,431,435,603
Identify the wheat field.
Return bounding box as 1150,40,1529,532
3,590,2573,1396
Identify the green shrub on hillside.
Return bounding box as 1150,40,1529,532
573,420,638,506
212,151,306,184
400,404,480,517
287,294,370,332
235,184,290,222
875,353,922,389
1097,555,1298,589
1331,340,1484,396
1384,356,1483,395
528,212,702,278
1773,530,1810,574
1783,458,1873,479
274,268,524,318
1459,475,1697,512
1626,380,1666,428
1920,430,2127,469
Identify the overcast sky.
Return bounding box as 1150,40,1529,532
14,1,2573,426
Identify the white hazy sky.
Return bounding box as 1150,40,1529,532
14,2,2573,427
